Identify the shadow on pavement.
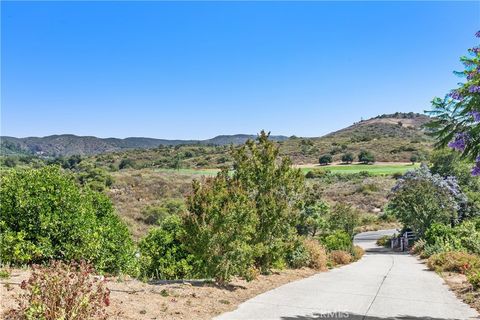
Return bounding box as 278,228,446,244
363,247,408,255
281,312,475,320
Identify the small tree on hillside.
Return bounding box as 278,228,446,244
319,154,333,166
410,154,419,164
358,150,375,164
341,153,354,164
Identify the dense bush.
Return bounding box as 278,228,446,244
183,170,257,283
141,199,186,225
321,231,352,251
0,166,137,275
297,197,329,237
139,215,196,280
5,261,110,320
388,165,466,236
424,220,480,255
286,239,311,269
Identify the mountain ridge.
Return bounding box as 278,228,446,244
1,112,432,159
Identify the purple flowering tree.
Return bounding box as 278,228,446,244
389,164,467,235
426,31,480,176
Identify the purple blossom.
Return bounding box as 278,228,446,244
448,132,469,151
449,90,463,100
466,71,476,80
392,164,467,211
468,85,480,93
470,47,480,54
470,110,480,122
473,157,480,177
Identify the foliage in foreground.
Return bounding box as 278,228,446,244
0,166,137,275
5,261,110,320
426,31,480,177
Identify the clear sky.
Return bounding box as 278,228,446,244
1,1,479,139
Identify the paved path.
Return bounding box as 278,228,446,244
215,229,479,320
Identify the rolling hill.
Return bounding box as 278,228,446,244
1,112,433,164
0,134,289,157
278,112,433,163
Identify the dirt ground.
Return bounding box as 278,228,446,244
441,272,480,313
1,268,318,320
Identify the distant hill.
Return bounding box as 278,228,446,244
1,112,433,163
0,134,289,157
278,112,434,163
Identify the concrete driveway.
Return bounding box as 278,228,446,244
214,229,479,320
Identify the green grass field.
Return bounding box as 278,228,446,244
156,163,420,177
299,163,420,175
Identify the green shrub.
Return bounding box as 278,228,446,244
424,221,480,255
421,242,450,259
183,170,258,283
0,166,137,275
286,239,311,269
467,269,480,289
321,231,352,251
139,215,196,280
141,199,186,225
0,269,10,279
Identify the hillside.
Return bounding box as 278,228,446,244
0,134,289,157
279,112,433,163
1,112,433,165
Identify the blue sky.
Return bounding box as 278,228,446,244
1,1,479,139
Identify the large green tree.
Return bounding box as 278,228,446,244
232,131,305,271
